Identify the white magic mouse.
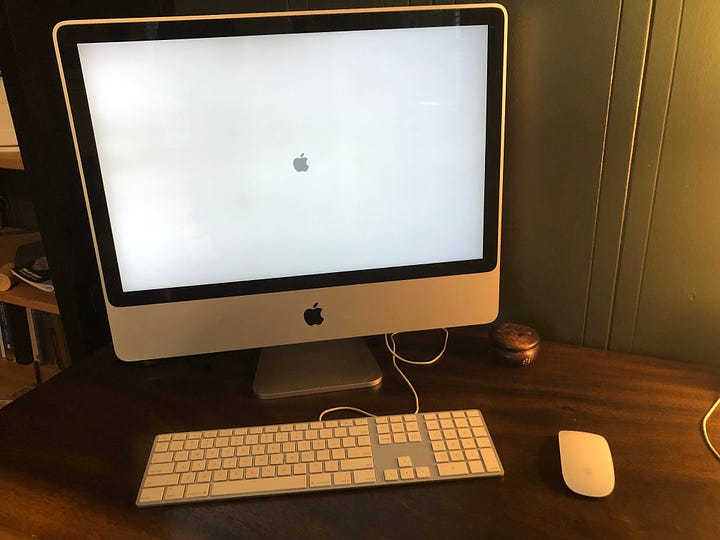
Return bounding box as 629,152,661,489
558,430,615,497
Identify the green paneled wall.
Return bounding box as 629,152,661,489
614,0,720,364
501,0,720,364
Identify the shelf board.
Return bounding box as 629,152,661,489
0,147,23,170
0,282,58,314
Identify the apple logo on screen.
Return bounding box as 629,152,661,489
304,303,324,326
293,153,309,172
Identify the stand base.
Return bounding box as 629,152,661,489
253,338,383,399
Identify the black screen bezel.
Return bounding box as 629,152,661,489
56,6,506,307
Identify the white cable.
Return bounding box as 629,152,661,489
702,397,720,462
318,329,449,421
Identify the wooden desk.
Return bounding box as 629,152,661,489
0,327,719,538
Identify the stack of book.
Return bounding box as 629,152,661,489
0,302,69,368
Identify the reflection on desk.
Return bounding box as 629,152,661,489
0,327,719,538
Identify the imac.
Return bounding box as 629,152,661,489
53,4,507,397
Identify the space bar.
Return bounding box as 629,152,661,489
211,475,307,496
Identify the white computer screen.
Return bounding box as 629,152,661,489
78,25,488,293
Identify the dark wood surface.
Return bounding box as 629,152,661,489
1,326,719,539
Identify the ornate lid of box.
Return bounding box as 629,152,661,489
489,323,540,367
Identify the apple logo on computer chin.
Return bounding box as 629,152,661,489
293,153,309,172
304,303,324,326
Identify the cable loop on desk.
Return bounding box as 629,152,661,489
318,328,449,421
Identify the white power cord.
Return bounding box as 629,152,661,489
702,397,720,462
319,329,449,421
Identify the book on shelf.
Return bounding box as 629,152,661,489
0,301,32,364
11,239,53,293
0,229,42,291
0,301,69,368
11,255,54,292
0,301,12,361
30,309,69,369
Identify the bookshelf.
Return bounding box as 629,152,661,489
0,148,22,170
0,281,58,314
0,283,62,387
1,72,68,392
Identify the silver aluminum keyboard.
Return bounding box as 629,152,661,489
137,408,504,506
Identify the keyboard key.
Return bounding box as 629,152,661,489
334,471,352,485
357,436,371,446
469,460,485,474
353,470,376,484
144,474,179,488
378,434,392,445
138,487,165,503
197,471,211,483
212,475,306,496
148,463,175,475
164,485,185,500
437,462,469,477
151,452,174,464
384,469,399,481
397,456,412,468
180,472,195,484
476,437,492,448
480,448,501,472
347,447,372,459
186,483,210,498
309,473,332,488
446,440,461,451
341,457,374,471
